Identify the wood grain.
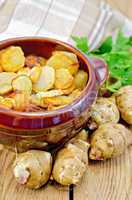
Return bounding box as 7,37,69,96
0,149,69,200
74,146,132,200
0,1,132,200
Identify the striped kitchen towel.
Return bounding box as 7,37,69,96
0,0,132,49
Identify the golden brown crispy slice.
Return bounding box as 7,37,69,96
0,96,15,109
17,67,31,76
62,83,75,95
43,95,73,106
38,56,46,66
0,46,25,72
55,68,74,89
10,92,30,111
46,51,79,75
74,70,88,89
33,66,55,92
30,65,42,83
12,75,32,94
30,94,47,108
0,72,16,95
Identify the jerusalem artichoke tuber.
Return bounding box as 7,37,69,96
91,97,120,126
116,85,132,124
89,123,132,160
52,129,90,186
13,150,52,189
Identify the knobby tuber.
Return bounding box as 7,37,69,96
13,150,52,189
52,130,90,186
91,97,120,126
89,123,132,160
116,85,132,125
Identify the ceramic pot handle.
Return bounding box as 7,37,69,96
91,57,108,86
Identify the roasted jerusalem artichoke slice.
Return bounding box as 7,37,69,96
116,86,132,124
52,129,89,186
30,90,63,108
91,97,120,126
17,67,31,76
89,123,132,160
13,150,52,189
12,75,32,94
30,65,42,83
0,96,15,109
0,72,16,95
0,46,25,72
46,51,79,75
55,68,74,89
9,92,30,111
74,70,88,89
33,66,55,92
17,66,42,84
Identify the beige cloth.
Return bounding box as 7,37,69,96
0,0,131,49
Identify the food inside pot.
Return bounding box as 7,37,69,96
0,46,88,112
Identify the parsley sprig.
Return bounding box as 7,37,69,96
72,31,132,92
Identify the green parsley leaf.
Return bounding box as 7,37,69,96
71,36,89,53
72,30,132,93
113,30,130,51
96,36,112,54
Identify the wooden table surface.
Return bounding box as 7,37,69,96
0,1,132,200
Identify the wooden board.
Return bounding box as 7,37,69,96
74,146,132,200
0,0,132,200
1,143,132,200
0,149,69,200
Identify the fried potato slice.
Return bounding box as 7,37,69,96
0,66,3,72
25,104,45,112
60,51,79,75
47,51,79,75
11,92,30,111
0,46,25,72
38,56,47,66
30,94,47,108
0,72,16,95
18,66,42,84
36,89,63,98
0,97,15,109
55,68,74,89
75,70,88,89
12,75,32,94
47,105,65,111
44,89,81,107
70,89,81,100
33,66,55,92
30,90,63,108
44,95,73,106
30,65,42,83
62,83,75,95
17,67,31,76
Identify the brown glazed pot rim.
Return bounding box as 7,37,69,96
0,37,105,129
